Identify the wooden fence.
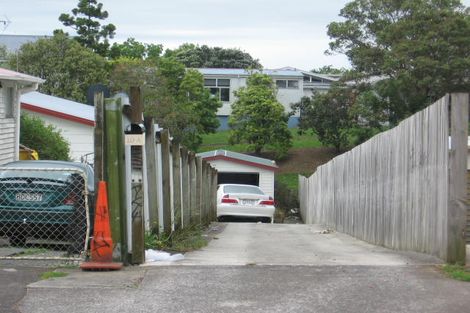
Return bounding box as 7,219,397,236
143,121,218,235
299,94,469,263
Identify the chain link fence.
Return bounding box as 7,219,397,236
0,167,91,260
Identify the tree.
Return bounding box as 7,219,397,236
59,0,116,56
293,85,353,152
229,73,292,158
327,0,470,124
311,65,347,75
10,32,108,103
109,38,163,63
110,57,221,150
20,113,70,160
165,44,262,69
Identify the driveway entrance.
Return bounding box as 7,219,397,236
169,223,441,266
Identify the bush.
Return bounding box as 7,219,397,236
20,113,70,160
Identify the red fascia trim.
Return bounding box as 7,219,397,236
203,155,278,171
21,102,95,127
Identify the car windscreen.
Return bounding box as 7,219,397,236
0,170,74,182
223,185,264,195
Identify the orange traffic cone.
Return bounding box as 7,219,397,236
80,181,122,270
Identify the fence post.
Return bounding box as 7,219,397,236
195,156,203,224
129,86,145,265
189,152,198,224
172,143,182,230
160,129,172,233
447,93,469,264
144,118,159,233
104,97,125,261
211,167,218,221
180,147,190,228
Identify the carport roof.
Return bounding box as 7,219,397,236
197,149,278,171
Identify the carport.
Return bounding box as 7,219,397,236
197,149,278,197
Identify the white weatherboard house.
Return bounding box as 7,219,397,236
197,149,278,197
21,91,94,162
197,67,338,129
0,68,43,165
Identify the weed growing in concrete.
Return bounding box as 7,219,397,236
40,271,68,280
145,224,208,253
442,264,470,282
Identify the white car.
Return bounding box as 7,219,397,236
216,184,275,223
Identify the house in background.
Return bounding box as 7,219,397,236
20,91,94,162
197,149,278,197
0,68,43,165
0,34,49,53
197,67,338,129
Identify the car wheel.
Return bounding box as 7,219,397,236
10,233,27,247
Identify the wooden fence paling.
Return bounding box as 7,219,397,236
195,156,203,224
189,152,198,224
144,118,159,232
172,143,182,230
180,147,190,228
447,93,469,263
211,168,218,220
160,129,172,233
299,94,468,263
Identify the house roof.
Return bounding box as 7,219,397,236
0,68,44,84
0,34,49,52
20,91,94,126
197,149,278,171
197,68,303,78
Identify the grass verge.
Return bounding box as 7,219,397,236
40,271,68,280
198,128,323,153
442,264,470,282
145,224,208,253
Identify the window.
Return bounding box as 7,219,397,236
204,78,230,102
276,79,299,89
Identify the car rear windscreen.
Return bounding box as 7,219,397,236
223,185,264,195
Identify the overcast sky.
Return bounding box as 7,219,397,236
1,0,469,70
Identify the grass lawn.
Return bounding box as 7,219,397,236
198,128,323,153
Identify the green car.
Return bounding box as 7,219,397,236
0,160,94,252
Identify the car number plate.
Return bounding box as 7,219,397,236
241,199,256,206
15,193,43,202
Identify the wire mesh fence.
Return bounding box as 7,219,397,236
0,167,91,260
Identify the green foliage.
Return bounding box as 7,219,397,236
0,44,9,68
274,176,299,213
20,114,70,160
10,32,108,103
293,86,354,151
109,38,163,63
59,0,116,56
327,0,470,123
198,128,322,153
111,57,221,150
144,224,208,253
40,271,68,280
442,264,470,282
165,43,262,69
229,73,292,158
311,65,347,75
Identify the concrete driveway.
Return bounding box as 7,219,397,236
18,223,470,313
167,223,441,266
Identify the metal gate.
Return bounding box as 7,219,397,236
0,167,91,261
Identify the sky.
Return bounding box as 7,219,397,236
1,0,469,70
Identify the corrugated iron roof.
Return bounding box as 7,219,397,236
0,67,44,84
197,149,278,170
197,68,303,78
20,91,94,124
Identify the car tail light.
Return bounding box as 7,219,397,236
259,196,275,206
221,194,238,204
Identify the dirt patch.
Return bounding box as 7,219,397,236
276,147,340,174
